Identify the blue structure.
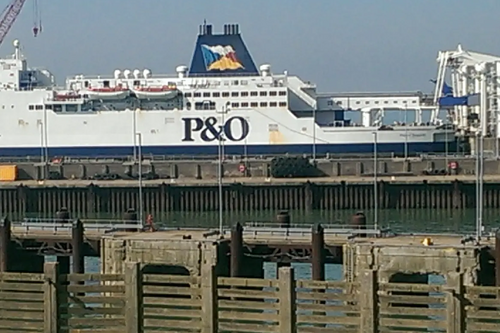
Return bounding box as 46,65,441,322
189,23,259,77
432,80,479,107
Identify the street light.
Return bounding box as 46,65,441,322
475,130,484,241
312,102,317,161
136,132,144,227
404,102,408,160
372,131,378,230
217,103,230,234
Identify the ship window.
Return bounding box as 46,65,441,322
365,101,369,105
270,102,277,107
241,102,249,107
279,102,287,107
278,91,286,96
231,102,239,108
28,105,34,110
54,105,62,112
103,80,110,88
222,92,230,97
241,91,249,97
66,104,78,112
259,91,267,97
194,92,201,98
232,80,239,85
186,102,191,110
270,91,277,96
260,102,268,107
231,92,239,97
10,105,14,109
203,92,210,98
327,101,333,106
184,92,192,98
250,102,258,107
45,105,53,110
35,105,43,110
250,91,258,97
84,81,89,88
384,101,388,104
241,80,248,85
356,101,360,104
213,92,220,97
195,101,216,110
412,100,417,104
375,101,379,104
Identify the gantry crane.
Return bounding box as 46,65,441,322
0,0,41,47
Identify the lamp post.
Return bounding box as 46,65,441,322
136,132,143,226
475,130,484,241
217,103,229,234
372,131,378,230
404,102,408,160
312,102,317,161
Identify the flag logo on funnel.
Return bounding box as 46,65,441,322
201,44,244,71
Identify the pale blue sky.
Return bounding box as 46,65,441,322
2,0,499,92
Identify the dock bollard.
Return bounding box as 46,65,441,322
351,212,367,237
71,219,84,274
311,224,325,281
276,211,291,228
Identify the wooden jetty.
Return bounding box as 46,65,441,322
1,212,500,332
2,262,500,332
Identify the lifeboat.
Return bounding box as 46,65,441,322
84,86,130,100
131,85,178,100
54,91,81,101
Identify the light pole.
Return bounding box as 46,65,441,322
475,131,484,241
372,131,378,230
217,104,229,234
136,132,143,226
312,102,317,161
404,103,408,160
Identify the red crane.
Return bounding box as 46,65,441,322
0,0,42,47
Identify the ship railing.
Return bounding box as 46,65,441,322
12,218,144,233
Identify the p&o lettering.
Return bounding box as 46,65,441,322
182,116,250,142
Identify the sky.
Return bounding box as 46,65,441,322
2,0,500,93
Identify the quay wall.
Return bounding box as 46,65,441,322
7,155,500,181
0,176,499,216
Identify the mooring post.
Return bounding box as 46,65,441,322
71,219,84,274
496,230,500,286
311,223,325,281
0,217,11,272
230,222,243,277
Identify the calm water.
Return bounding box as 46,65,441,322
150,208,500,234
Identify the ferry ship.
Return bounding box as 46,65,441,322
0,22,456,158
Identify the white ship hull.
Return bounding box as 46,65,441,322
0,90,454,157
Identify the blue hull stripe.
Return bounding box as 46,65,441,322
0,142,456,157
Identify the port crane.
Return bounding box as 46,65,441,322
0,0,41,47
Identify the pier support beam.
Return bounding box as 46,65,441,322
72,219,84,274
230,222,243,277
311,224,325,281
0,217,11,272
57,256,70,275
496,230,500,286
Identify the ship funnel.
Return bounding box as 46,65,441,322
176,65,188,78
133,69,141,79
260,64,271,77
143,69,151,78
114,69,122,79
123,69,131,79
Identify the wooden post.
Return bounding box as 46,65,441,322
278,267,296,333
43,262,60,333
446,273,464,333
201,265,218,333
359,270,378,333
0,217,11,272
124,262,142,333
